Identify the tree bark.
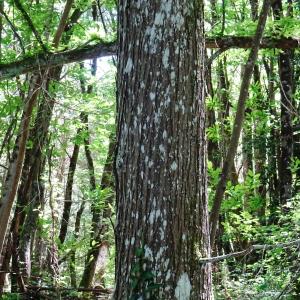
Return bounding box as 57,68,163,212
114,1,212,298
79,57,115,288
18,179,45,282
52,0,74,48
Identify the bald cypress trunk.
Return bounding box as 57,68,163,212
114,1,212,299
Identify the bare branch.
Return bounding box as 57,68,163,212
199,239,300,263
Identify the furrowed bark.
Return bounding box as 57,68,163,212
209,0,271,248
115,1,212,298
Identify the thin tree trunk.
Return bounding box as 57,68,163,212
18,178,45,282
252,65,267,219
263,58,280,220
210,0,271,247
0,110,19,160
80,135,115,288
52,0,74,48
206,52,220,169
0,7,84,292
217,58,239,184
58,129,81,244
0,74,42,256
70,201,85,288
272,0,294,208
79,55,115,287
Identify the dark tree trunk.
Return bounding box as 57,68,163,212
18,179,46,283
80,135,115,288
205,51,220,169
79,52,115,288
263,58,280,220
272,0,294,208
70,201,85,288
252,65,267,219
114,1,212,298
58,133,81,244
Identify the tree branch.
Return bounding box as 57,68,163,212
1,36,299,81
13,0,48,52
52,0,74,47
206,35,300,49
199,239,300,263
0,40,116,80
0,7,25,54
27,285,112,294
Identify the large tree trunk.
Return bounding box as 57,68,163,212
114,1,212,299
